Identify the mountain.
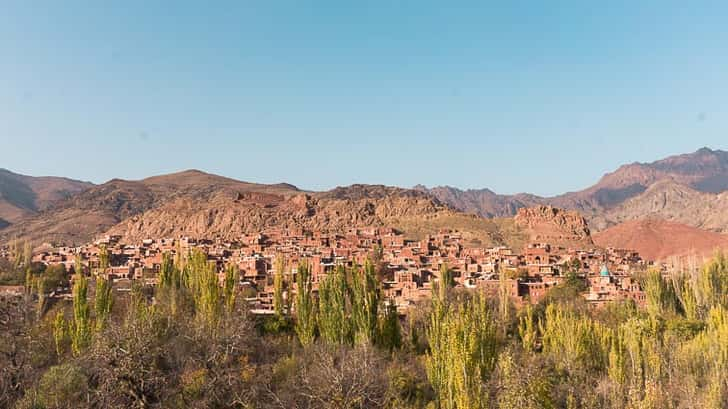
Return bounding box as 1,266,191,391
591,180,728,232
419,147,728,222
0,170,302,246
0,168,93,225
105,184,447,243
413,185,543,218
0,171,525,249
593,219,728,261
105,182,540,249
4,147,727,251
0,168,554,251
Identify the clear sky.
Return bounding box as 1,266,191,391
1,1,727,195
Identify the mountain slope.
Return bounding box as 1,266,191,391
593,219,728,261
514,206,594,248
0,168,93,224
421,147,728,220
0,170,301,245
591,180,728,232
0,171,540,251
414,185,543,218
105,184,452,242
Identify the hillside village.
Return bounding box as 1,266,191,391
2,227,650,311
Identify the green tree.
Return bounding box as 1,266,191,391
158,252,176,288
184,249,221,327
378,302,401,352
24,267,34,294
686,306,728,408
318,264,352,345
644,269,678,317
696,252,728,314
351,260,380,344
53,311,68,357
273,254,287,317
157,251,185,317
98,244,110,273
294,260,316,346
71,266,91,356
539,303,611,374
128,280,151,322
498,266,511,331
94,276,113,331
22,241,32,268
518,303,538,352
426,291,497,409
9,237,20,268
224,262,238,314
438,263,454,301
35,276,47,319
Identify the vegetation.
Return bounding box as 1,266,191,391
69,268,91,356
294,260,316,347
273,254,286,318
393,213,527,249
2,252,728,408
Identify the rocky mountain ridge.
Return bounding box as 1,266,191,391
3,147,728,261
514,206,594,247
591,180,728,232
419,147,728,231
105,184,451,244
0,168,93,224
0,170,301,245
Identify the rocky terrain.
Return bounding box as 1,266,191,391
0,170,564,251
105,184,451,243
413,185,543,218
4,147,728,260
0,171,513,248
419,147,728,226
0,168,93,224
593,219,728,261
514,206,594,248
591,180,728,232
0,170,301,246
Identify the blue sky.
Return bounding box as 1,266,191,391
1,1,727,195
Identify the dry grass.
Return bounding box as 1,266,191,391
390,212,527,249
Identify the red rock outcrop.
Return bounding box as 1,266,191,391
514,206,594,248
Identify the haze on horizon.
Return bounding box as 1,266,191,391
1,2,727,196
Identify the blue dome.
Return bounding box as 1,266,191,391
600,265,610,277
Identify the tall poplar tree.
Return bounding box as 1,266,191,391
98,244,109,273
426,291,497,409
53,311,67,357
71,259,91,356
224,263,237,313
318,264,351,345
294,260,316,346
518,304,537,352
22,241,32,268
378,302,401,352
158,252,177,288
273,254,286,317
351,260,380,344
94,276,113,331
